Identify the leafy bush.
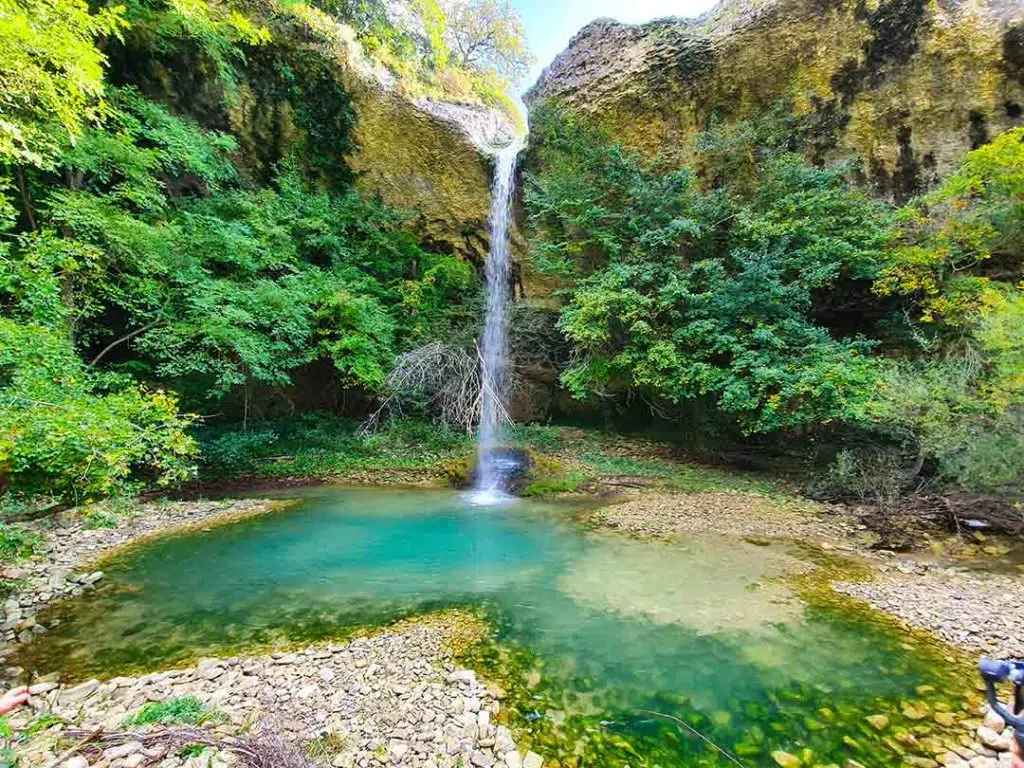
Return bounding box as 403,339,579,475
526,105,889,434
869,131,1023,494
202,429,281,471
0,319,197,503
197,415,472,478
869,359,1024,493
0,523,42,564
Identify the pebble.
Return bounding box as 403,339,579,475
835,566,1024,659
9,616,537,768
977,726,1012,752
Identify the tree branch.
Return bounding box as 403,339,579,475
89,320,163,367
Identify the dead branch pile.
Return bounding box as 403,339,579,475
56,726,315,768
364,341,523,434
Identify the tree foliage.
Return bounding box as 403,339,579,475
336,0,531,121
527,106,890,433
443,0,533,84
0,0,127,166
528,106,1023,494
867,129,1024,492
876,127,1024,329
0,0,485,504
0,319,197,503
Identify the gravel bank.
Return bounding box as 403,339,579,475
6,613,542,768
593,491,858,544
834,563,1024,659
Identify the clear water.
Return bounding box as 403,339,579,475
21,488,973,766
475,143,521,498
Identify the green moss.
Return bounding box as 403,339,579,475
521,472,590,496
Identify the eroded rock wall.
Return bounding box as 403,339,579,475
527,0,1024,201
112,6,515,263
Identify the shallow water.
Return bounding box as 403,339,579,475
21,488,974,766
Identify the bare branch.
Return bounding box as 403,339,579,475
90,320,163,367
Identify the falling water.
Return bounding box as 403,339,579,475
473,141,522,501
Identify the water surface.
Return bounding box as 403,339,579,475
22,488,973,766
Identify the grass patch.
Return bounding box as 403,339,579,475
578,453,677,478
198,417,787,499
306,731,347,761
124,695,220,728
198,415,472,480
21,713,66,737
0,522,43,564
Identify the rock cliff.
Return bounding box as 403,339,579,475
113,4,517,263
526,0,1024,200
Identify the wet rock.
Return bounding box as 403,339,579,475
867,714,890,731
977,727,1012,752
772,751,802,768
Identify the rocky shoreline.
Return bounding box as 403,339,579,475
6,613,540,768
1,500,541,768
591,491,861,545
1,499,286,681
834,564,1024,660
3,489,1023,768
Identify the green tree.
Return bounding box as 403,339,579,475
0,0,127,167
442,0,533,85
527,106,890,433
0,318,197,503
867,128,1024,492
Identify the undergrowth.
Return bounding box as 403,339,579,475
198,415,472,479
0,523,43,565
124,696,221,728
198,416,784,497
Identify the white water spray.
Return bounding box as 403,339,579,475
472,141,522,502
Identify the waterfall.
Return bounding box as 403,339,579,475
472,141,522,501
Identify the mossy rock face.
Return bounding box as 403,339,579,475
110,7,514,264
526,0,1024,202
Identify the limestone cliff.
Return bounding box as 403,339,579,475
113,4,516,263
526,0,1024,200
237,8,519,263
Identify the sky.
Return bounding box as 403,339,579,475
512,0,721,94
